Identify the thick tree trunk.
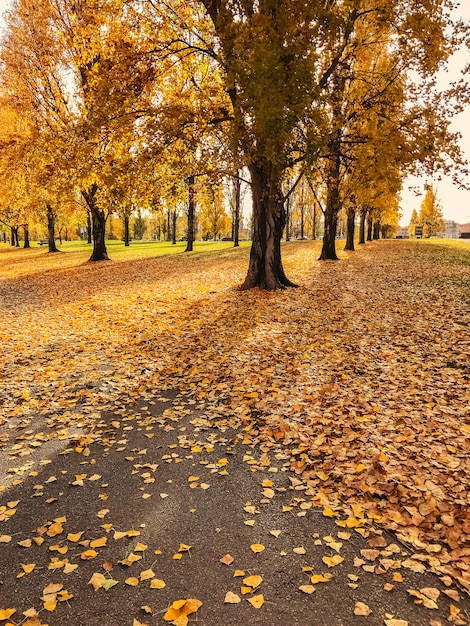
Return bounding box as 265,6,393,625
233,174,241,247
344,207,355,251
82,185,109,261
185,175,195,252
23,224,30,248
46,204,60,252
367,215,373,241
240,161,296,290
359,209,367,244
124,215,130,246
373,221,381,240
86,211,92,244
319,137,341,260
11,226,19,247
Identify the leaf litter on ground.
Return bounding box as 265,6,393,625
0,240,469,623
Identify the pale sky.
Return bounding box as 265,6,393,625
1,0,469,225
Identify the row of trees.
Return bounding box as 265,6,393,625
0,0,467,288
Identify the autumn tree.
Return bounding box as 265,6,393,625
419,184,445,238
408,208,420,238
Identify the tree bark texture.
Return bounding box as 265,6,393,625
172,211,177,245
185,175,195,252
344,206,355,251
373,221,381,240
11,226,19,247
367,215,373,241
82,185,109,261
46,204,60,252
240,162,296,290
23,224,30,248
359,208,367,244
319,139,341,260
124,215,130,246
86,211,92,244
233,174,241,248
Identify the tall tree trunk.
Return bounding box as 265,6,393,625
233,173,241,247
285,193,291,241
300,206,305,240
312,202,317,240
172,211,177,245
359,208,367,244
166,211,171,242
344,206,355,251
373,221,381,240
86,211,92,244
319,71,346,261
367,214,373,241
23,224,30,248
124,215,130,246
319,143,341,261
240,161,296,290
82,185,109,261
185,175,196,252
319,135,341,260
11,226,19,247
46,204,60,252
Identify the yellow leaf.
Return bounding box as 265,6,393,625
243,575,263,589
250,543,265,554
90,537,107,548
224,592,241,603
248,594,264,609
293,547,306,555
81,550,98,560
178,543,192,552
88,573,106,591
299,585,315,594
322,508,336,517
0,610,16,621
21,563,36,574
125,577,139,586
140,569,155,581
67,532,83,542
310,574,332,584
322,554,344,567
355,464,367,473
0,535,12,543
150,579,166,589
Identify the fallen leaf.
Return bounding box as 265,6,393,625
247,594,264,609
354,602,372,616
224,592,241,604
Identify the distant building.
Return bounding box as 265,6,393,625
396,226,409,239
444,220,460,239
459,223,470,239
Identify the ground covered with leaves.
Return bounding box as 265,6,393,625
0,239,469,625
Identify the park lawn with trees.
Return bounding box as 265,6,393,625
1,239,469,610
